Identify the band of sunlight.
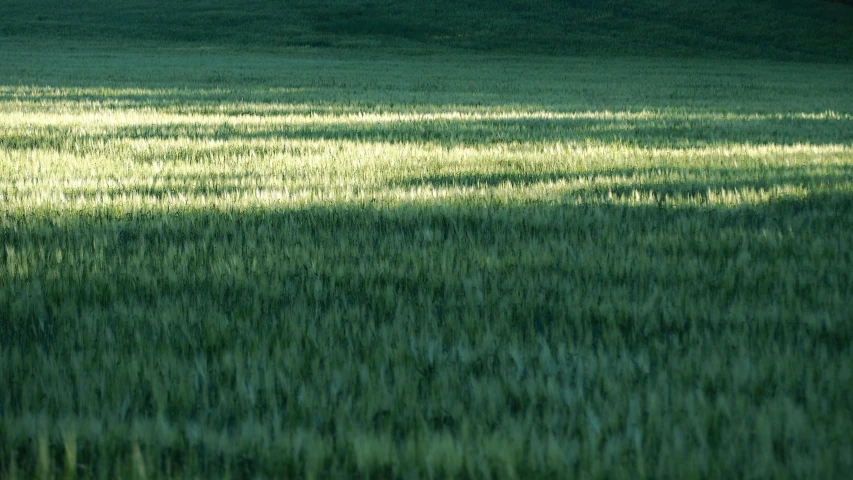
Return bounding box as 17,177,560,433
3,178,846,214
3,109,851,126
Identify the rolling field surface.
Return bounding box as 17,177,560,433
2,0,852,60
1,42,853,477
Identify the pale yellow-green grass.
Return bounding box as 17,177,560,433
1,42,852,478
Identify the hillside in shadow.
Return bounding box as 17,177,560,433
1,0,852,60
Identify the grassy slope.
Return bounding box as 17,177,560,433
2,1,853,477
1,41,853,477
1,0,852,60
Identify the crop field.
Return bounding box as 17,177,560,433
1,40,853,478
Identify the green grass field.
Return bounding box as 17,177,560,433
3,0,853,60
2,1,853,478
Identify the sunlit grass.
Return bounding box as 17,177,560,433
1,42,852,478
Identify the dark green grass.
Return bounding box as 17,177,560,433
1,0,852,60
6,190,853,477
3,188,853,478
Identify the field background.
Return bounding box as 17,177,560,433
1,0,853,60
2,0,853,478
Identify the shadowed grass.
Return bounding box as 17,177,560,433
1,0,852,60
3,186,853,477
